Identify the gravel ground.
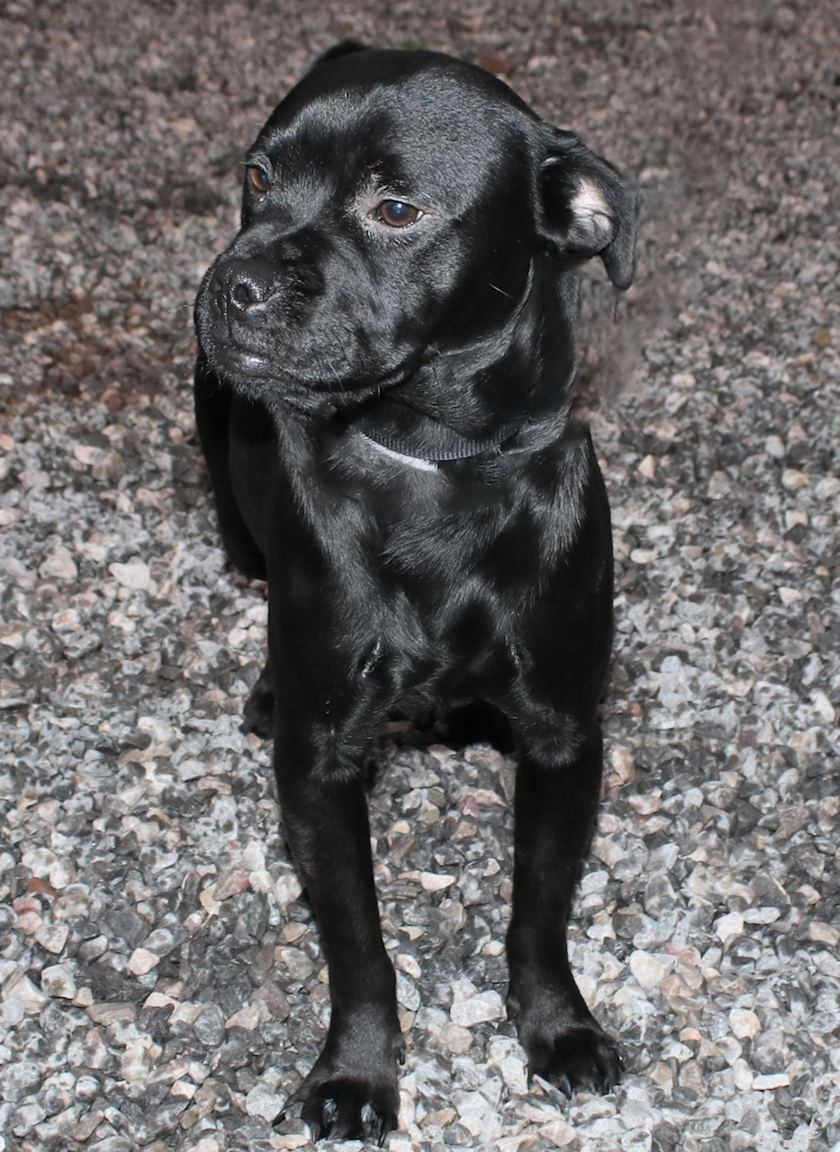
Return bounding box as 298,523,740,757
1,1,839,1150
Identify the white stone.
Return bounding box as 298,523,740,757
451,977,479,1002
779,586,803,606
449,989,505,1027
488,1037,528,1095
51,607,81,631
809,921,840,946
438,1022,473,1053
396,972,421,1011
225,1003,264,1030
499,1054,529,1096
753,1072,790,1090
34,922,69,955
0,998,25,1030
49,858,74,889
781,468,809,490
277,947,315,982
198,885,220,917
397,1086,416,1130
274,873,302,912
40,964,77,999
128,948,160,975
733,1059,754,1090
591,836,627,868
142,926,176,956
3,974,48,1011
815,476,840,499
137,715,176,743
628,793,662,816
811,691,837,724
177,759,206,781
107,610,135,633
707,471,730,498
400,870,455,891
715,911,744,942
717,1036,742,1065
629,950,666,990
396,953,422,979
730,1008,761,1039
21,846,58,879
87,1002,137,1025
12,1102,45,1136
241,841,266,872
249,869,273,894
453,1089,488,1130
108,559,151,590
73,444,105,466
610,746,635,781
40,546,77,581
539,1118,578,1146
245,1083,284,1122
120,1037,162,1087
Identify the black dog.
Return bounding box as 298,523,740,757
194,42,637,1144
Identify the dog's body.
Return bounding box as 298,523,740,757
194,43,636,1143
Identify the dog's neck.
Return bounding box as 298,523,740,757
339,254,578,464
348,388,526,463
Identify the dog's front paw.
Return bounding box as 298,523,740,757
527,1025,622,1097
289,1076,398,1145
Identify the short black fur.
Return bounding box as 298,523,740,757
194,42,637,1143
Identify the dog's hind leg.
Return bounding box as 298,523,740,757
506,725,622,1096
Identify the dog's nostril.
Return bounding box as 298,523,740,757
208,276,222,294
226,270,274,309
232,281,257,308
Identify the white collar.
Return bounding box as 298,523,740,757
359,433,439,472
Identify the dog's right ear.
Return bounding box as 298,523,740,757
538,127,638,291
306,40,370,74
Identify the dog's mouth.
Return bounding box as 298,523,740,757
211,343,271,377
199,326,430,419
197,285,430,405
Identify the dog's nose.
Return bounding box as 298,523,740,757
209,260,277,311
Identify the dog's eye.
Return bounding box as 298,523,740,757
376,200,421,228
248,166,271,195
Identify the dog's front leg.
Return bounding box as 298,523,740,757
506,727,622,1095
276,748,403,1144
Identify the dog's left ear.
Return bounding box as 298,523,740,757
306,40,370,74
538,128,638,290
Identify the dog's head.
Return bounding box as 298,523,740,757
195,43,637,427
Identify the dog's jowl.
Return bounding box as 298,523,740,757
194,42,637,1144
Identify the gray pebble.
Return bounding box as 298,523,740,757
192,1004,227,1048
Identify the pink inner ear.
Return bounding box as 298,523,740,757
568,178,616,250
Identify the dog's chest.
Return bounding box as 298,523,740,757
326,472,536,683
232,411,547,692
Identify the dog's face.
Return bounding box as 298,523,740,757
195,46,636,413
